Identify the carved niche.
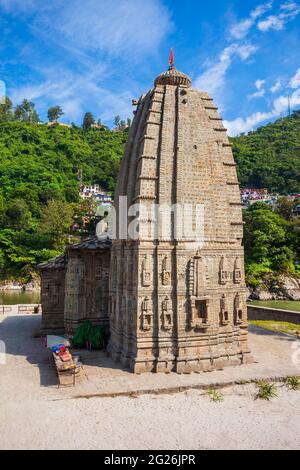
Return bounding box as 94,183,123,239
161,255,171,285
219,294,229,325
233,257,242,284
141,296,152,331
190,298,210,330
188,250,210,330
219,256,229,285
161,296,172,330
189,249,204,298
234,293,243,325
141,254,151,287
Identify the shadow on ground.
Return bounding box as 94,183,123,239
248,323,297,342
0,314,130,388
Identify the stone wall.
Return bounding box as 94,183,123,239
64,237,111,334
0,304,41,315
39,255,66,334
247,304,300,325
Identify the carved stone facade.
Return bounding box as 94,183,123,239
40,237,111,334
108,62,252,372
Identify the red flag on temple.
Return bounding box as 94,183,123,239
169,48,174,66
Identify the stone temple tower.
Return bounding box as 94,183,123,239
108,55,252,373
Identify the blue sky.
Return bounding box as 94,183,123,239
1,0,300,135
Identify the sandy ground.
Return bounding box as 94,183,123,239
1,314,300,450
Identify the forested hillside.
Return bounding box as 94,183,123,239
0,122,127,281
1,108,300,283
231,110,300,194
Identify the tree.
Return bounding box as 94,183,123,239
0,97,13,122
14,99,39,123
47,105,64,123
276,196,294,221
0,121,127,280
114,115,121,129
38,200,74,249
243,202,295,272
126,117,132,128
231,109,300,194
82,112,95,130
4,199,33,230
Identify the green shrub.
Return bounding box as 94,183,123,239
72,320,105,349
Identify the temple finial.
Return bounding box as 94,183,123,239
169,48,174,68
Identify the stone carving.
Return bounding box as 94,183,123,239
219,256,228,285
189,250,204,297
234,293,243,325
219,294,229,325
141,296,152,331
233,257,242,284
161,255,171,285
161,296,172,330
142,254,151,287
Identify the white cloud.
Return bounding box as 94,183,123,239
270,79,282,93
247,79,266,99
258,14,285,30
4,0,171,124
225,85,300,135
289,67,300,88
257,1,300,31
194,43,257,96
248,89,265,99
280,1,300,11
33,0,171,58
255,79,266,90
230,2,273,39
10,63,134,124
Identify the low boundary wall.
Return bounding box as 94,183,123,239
247,304,300,325
0,304,41,315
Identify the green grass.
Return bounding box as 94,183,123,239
256,381,278,400
249,320,300,336
248,300,300,312
285,376,300,390
205,388,224,402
